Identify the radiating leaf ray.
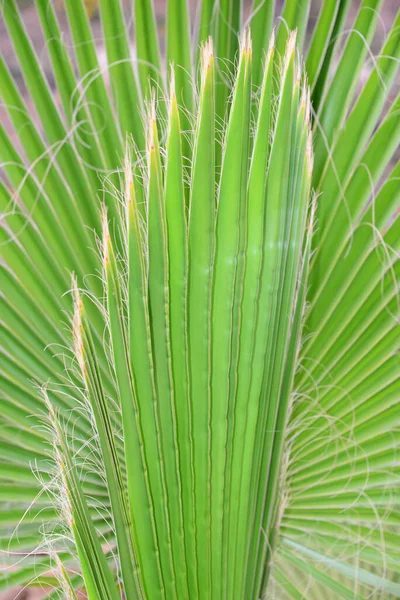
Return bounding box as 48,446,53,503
209,33,252,599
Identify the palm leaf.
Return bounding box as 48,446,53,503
0,1,399,598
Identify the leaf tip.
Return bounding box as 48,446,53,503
72,276,85,378
169,64,176,101
240,27,252,57
284,29,297,70
101,206,111,268
201,37,214,77
146,92,158,154
267,28,276,58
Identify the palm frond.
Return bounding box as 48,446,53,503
0,0,399,598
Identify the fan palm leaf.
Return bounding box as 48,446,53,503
0,0,399,598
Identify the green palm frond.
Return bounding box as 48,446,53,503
0,0,399,598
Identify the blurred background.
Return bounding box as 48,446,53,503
1,0,398,151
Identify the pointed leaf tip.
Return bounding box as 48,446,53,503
284,30,297,65
268,28,276,52
240,27,252,55
200,37,214,78
146,98,158,153
72,278,85,378
123,148,133,201
169,64,176,100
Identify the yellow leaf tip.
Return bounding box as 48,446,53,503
284,30,297,69
146,95,158,155
72,278,85,378
169,65,176,100
266,29,276,61
287,29,297,51
123,151,135,206
201,37,214,75
240,27,252,56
